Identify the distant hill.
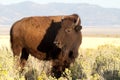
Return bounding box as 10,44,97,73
0,1,120,26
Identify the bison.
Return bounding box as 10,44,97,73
10,14,82,78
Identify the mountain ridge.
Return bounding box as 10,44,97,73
0,1,120,26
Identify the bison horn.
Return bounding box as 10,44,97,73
75,17,80,26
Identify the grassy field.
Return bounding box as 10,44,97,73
0,35,120,80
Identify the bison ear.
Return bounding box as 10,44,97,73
74,17,82,32
75,25,82,32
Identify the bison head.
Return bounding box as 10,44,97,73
54,16,82,50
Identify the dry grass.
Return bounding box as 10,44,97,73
0,35,10,49
81,37,120,49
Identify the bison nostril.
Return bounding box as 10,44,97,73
54,41,61,46
54,41,58,44
57,42,60,45
54,40,63,48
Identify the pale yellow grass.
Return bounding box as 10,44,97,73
0,35,10,49
0,35,120,49
81,37,120,49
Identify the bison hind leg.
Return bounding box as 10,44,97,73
20,48,29,72
12,44,21,66
12,45,22,76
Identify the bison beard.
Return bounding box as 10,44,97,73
10,14,82,78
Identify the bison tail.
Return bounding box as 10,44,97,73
10,26,13,44
10,23,16,50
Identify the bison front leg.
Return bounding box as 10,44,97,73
51,60,71,79
51,59,65,78
51,59,71,78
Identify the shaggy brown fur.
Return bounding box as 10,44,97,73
10,14,82,78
